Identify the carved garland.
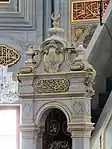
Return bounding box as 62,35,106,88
0,44,20,66
34,78,70,93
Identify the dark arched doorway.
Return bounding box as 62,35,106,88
43,108,72,149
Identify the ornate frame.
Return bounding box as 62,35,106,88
0,44,20,66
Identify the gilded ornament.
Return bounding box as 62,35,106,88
72,0,109,22
75,28,85,41
0,44,20,66
34,78,70,93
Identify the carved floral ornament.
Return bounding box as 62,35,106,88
0,44,20,66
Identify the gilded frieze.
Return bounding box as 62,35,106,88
0,45,20,66
72,0,109,22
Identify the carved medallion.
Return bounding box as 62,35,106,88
47,120,60,136
43,40,64,73
72,0,109,22
0,45,20,66
34,78,70,93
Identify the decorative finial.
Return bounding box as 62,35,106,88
51,13,60,28
48,13,64,36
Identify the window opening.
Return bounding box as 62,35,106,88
0,106,20,149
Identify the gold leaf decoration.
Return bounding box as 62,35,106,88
75,28,85,41
34,78,70,93
72,0,109,22
0,45,20,66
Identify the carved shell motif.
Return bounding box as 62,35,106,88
0,45,20,66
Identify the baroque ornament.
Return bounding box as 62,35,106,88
34,78,70,93
43,40,64,73
0,45,20,66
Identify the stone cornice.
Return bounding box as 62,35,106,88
19,124,36,139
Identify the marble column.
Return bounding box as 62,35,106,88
68,122,93,149
20,124,37,149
